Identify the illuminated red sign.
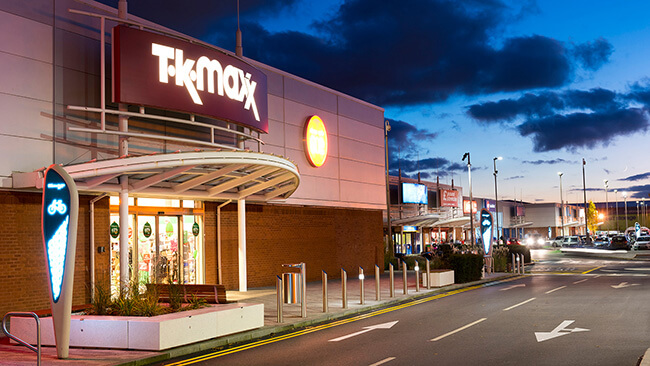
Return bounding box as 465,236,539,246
463,200,478,214
112,25,268,133
440,189,459,207
304,116,328,167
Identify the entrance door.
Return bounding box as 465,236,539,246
137,216,156,284
157,216,180,284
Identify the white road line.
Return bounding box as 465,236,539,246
503,297,536,311
573,279,588,284
369,357,396,366
546,286,567,294
430,318,487,342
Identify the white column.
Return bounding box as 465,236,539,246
238,199,247,291
119,176,129,293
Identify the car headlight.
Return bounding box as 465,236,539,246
537,238,545,245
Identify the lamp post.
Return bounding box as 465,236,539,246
558,172,564,237
637,201,640,226
604,180,609,230
614,189,618,232
582,158,589,243
493,156,503,243
384,120,393,259
623,192,627,232
462,152,474,249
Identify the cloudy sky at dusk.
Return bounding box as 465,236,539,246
101,0,650,205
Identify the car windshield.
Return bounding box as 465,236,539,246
637,236,650,241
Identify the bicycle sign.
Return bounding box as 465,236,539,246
47,199,67,215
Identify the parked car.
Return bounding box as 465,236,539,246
551,236,564,247
561,236,583,248
593,236,610,249
632,236,650,250
507,238,520,245
608,235,629,250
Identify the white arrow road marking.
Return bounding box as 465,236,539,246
329,321,398,342
430,318,487,342
369,357,396,366
535,320,590,342
500,284,526,291
611,282,640,289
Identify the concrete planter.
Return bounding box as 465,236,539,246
10,303,263,351
422,269,454,287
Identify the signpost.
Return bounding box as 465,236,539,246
41,164,79,359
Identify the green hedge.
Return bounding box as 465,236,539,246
507,245,531,264
446,253,484,283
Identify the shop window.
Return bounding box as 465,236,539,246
109,196,135,206
137,198,180,207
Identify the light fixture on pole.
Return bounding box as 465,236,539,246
614,189,618,231
384,120,393,259
462,152,474,248
493,156,502,243
603,179,609,230
581,158,589,243
623,192,627,232
558,172,564,237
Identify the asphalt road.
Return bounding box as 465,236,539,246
160,250,650,366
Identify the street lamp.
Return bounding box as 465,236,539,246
462,152,474,249
603,179,609,229
623,192,627,232
614,189,618,231
581,158,589,243
493,156,502,243
558,172,564,236
384,120,393,259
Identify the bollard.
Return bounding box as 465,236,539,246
389,263,395,298
402,260,408,295
359,267,365,305
301,262,307,318
519,253,524,273
276,275,283,323
341,268,348,309
414,263,420,292
512,253,516,273
425,258,431,290
322,270,328,313
375,265,381,301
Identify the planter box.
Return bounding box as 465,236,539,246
10,303,263,351
422,270,454,287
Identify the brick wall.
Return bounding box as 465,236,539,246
0,191,110,318
212,203,384,289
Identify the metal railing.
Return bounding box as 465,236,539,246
2,312,41,366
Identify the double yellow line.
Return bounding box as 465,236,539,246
164,280,516,365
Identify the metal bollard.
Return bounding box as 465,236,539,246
402,260,408,295
415,263,420,292
425,258,431,289
342,268,348,309
276,275,283,323
359,267,365,305
375,265,381,301
512,253,516,273
322,270,328,313
519,253,524,273
389,263,395,298
301,262,307,318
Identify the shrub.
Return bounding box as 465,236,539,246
446,253,484,283
508,244,531,264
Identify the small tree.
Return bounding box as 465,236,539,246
587,200,598,234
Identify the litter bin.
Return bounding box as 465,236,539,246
283,272,302,304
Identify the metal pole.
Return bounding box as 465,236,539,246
582,159,589,243
402,260,408,295
341,269,347,309
604,180,609,230
276,275,283,323
512,253,516,273
385,120,393,260
615,190,618,231
625,194,628,230
322,270,328,313
463,153,475,248
493,157,502,242
359,267,365,305
415,263,420,292
389,263,395,298
425,258,431,289
300,262,306,318
375,265,381,301
558,172,564,237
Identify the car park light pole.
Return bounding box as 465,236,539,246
623,192,628,231
582,158,590,244
614,189,619,231
493,156,502,243
558,172,564,237
604,180,609,230
462,152,474,248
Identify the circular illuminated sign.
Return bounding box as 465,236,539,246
304,115,328,167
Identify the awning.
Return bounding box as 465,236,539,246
5,150,300,202
391,213,443,227
434,217,471,228
563,220,582,228
510,221,534,228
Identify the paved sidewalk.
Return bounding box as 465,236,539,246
0,270,518,366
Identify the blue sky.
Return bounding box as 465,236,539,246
104,0,650,205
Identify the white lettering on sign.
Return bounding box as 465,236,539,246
151,43,259,121
47,183,66,190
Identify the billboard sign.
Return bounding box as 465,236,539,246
440,189,459,207
402,183,428,204
112,25,268,133
463,200,478,214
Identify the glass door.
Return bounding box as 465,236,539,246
137,216,156,284
182,215,203,284
158,216,180,284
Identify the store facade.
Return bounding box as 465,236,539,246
0,0,385,317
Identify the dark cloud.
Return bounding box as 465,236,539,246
620,184,650,199
504,175,524,180
468,86,650,151
620,172,650,182
522,158,570,165
518,108,648,152
571,37,614,70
